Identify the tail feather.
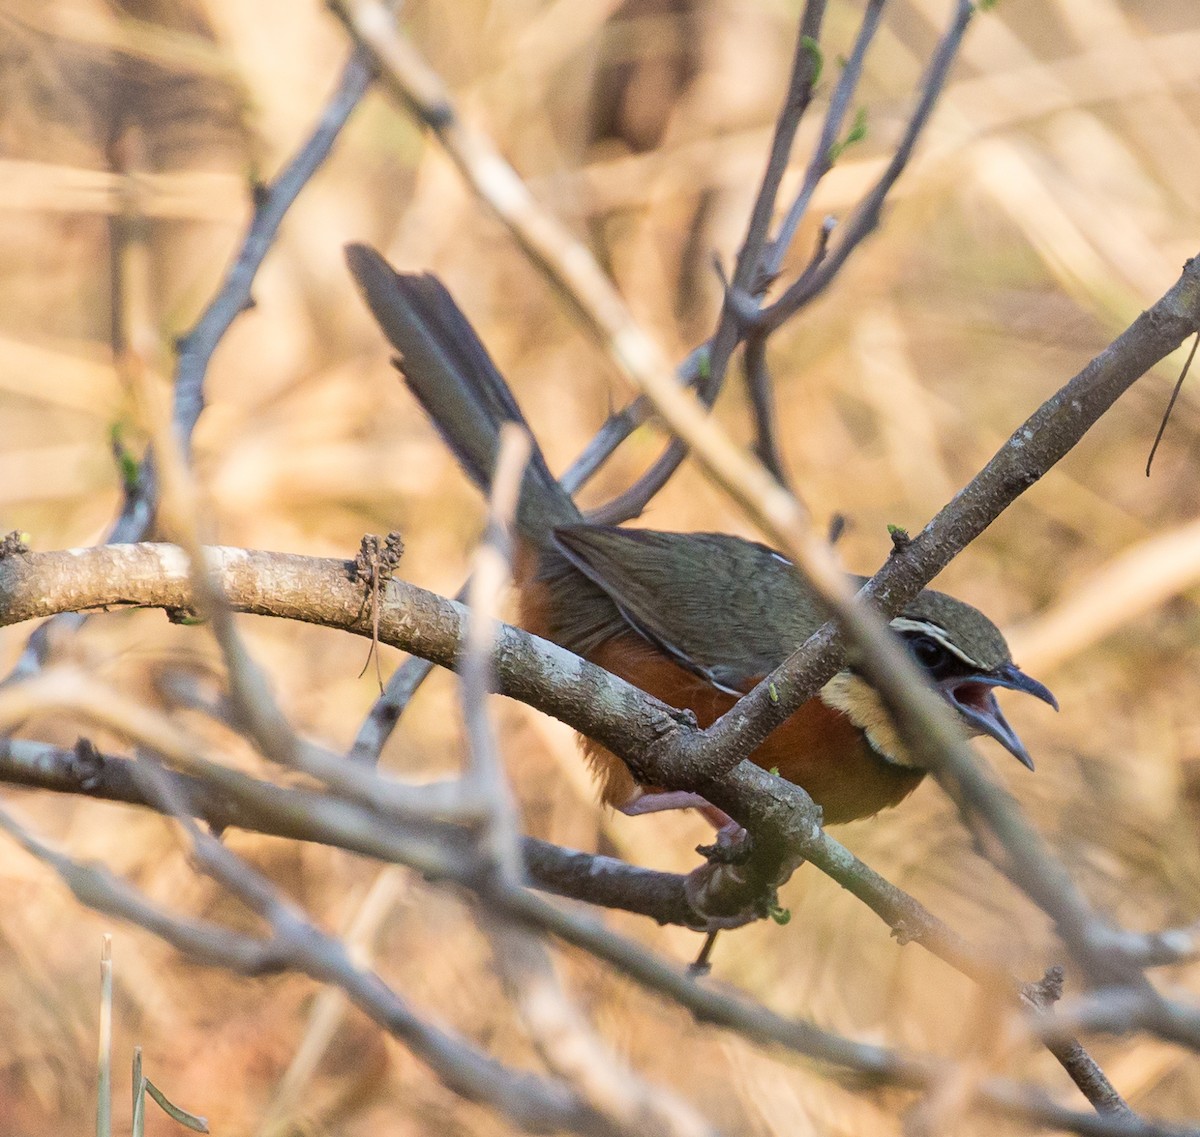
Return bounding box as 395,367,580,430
346,244,580,544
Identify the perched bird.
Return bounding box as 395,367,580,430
347,245,1057,829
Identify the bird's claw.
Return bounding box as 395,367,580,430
695,821,754,865
683,860,776,931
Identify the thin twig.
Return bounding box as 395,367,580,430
1145,330,1200,475
0,801,286,972
0,667,485,831
759,0,975,331
737,0,886,480
1031,987,1200,1055
346,653,436,764
460,428,714,1137
705,0,828,390
0,45,373,686
588,2,829,517
761,0,887,281
742,334,784,480
461,425,531,882
127,312,314,782
171,45,373,459
97,932,113,1137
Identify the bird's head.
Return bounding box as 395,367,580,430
820,589,1056,770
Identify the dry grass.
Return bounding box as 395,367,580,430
2,0,1200,1132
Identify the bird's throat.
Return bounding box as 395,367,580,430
819,671,931,770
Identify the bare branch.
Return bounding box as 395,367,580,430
706,0,828,386
347,653,436,764
82,757,628,1137
0,704,1161,1124
0,801,286,973
759,0,976,331
458,427,716,1136
1,45,373,684
461,426,533,882
1032,987,1200,1055
761,0,886,281
6,775,1168,1137
582,2,829,517
171,45,373,462
0,733,1166,1130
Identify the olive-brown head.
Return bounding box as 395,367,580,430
820,588,1057,770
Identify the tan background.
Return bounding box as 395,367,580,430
1,0,1199,1132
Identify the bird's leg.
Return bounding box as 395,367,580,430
618,790,718,817
620,793,750,854
684,846,805,934
687,930,721,977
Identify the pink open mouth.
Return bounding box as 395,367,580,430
941,665,1057,771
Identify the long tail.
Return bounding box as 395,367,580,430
346,244,580,545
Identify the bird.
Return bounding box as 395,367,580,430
346,244,1058,831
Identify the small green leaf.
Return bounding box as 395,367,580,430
887,523,912,553
828,107,869,164
109,423,140,492
120,455,139,490
845,106,869,145
768,766,780,778
769,904,791,926
768,681,779,704
801,36,823,85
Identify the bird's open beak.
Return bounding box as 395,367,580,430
940,663,1057,771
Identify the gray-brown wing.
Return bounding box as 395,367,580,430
551,526,828,691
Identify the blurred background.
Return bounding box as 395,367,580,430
2,0,1199,1132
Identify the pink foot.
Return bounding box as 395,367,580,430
618,790,715,817
619,792,748,846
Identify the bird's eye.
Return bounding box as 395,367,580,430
908,635,947,669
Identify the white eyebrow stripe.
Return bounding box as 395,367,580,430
889,617,986,670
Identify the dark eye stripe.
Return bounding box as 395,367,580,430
910,636,944,666
889,617,987,670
